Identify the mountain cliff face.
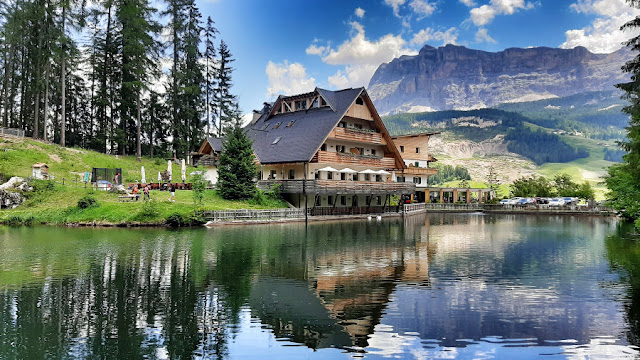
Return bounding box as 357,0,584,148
368,44,630,115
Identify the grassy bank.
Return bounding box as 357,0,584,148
1,182,287,225
0,137,288,225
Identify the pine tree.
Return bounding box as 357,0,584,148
203,16,217,136
180,0,204,157
217,125,257,200
214,39,236,137
606,0,640,224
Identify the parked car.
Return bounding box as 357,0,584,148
563,197,574,205
507,197,523,205
513,198,528,205
535,197,549,204
500,199,510,205
549,198,565,206
525,197,535,204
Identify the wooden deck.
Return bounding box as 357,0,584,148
329,127,386,145
404,203,615,216
258,179,416,194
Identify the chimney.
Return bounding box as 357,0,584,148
251,110,261,123
262,102,272,114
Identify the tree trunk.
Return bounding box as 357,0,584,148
136,95,141,161
33,90,40,139
1,45,13,128
43,66,50,141
60,5,66,147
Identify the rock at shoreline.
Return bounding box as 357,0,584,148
0,177,32,209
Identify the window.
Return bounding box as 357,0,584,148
364,174,370,181
366,196,370,205
414,161,419,168
321,98,327,106
272,137,281,145
328,196,334,205
315,196,321,206
270,170,277,179
355,147,364,155
313,98,319,108
321,143,327,151
341,173,346,181
353,196,358,206
314,171,319,179
416,147,420,153
377,196,382,205
354,123,363,129
273,122,281,129
353,174,359,181
371,149,376,156
337,145,346,153
397,176,405,182
295,100,307,110
376,175,382,182
356,97,364,105
413,177,422,184
338,121,346,128
400,145,404,153
340,196,346,206
289,169,295,179
327,171,333,180
287,120,295,127
261,123,269,130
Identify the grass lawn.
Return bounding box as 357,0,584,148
1,183,288,225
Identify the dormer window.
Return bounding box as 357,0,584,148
295,100,307,110
356,97,364,105
400,145,404,153
321,98,327,106
416,147,420,153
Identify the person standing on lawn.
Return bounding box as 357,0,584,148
168,184,175,202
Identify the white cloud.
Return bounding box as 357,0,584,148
305,44,327,56
469,0,535,26
265,61,316,97
475,28,497,43
309,21,417,89
320,22,417,66
460,0,476,7
560,0,640,53
411,27,459,46
385,0,407,17
409,0,436,18
355,7,365,18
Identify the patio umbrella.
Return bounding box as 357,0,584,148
359,169,377,174
167,160,172,182
391,171,396,182
338,168,358,173
317,166,338,172
376,170,391,175
181,159,186,182
141,166,146,183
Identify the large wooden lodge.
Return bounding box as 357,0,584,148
197,87,491,213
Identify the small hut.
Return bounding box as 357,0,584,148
32,163,49,180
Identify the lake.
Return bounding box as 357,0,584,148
1,214,639,359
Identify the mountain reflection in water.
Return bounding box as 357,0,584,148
0,214,638,359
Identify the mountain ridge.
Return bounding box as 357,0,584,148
368,44,631,115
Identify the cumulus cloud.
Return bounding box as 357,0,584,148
560,0,640,53
469,0,535,26
355,7,365,18
460,0,476,7
411,27,459,46
409,0,436,18
309,21,417,89
475,28,497,44
385,0,407,17
265,61,316,97
305,44,328,56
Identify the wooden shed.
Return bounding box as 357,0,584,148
32,163,49,180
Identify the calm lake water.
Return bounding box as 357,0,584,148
1,214,639,359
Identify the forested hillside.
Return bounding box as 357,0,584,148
0,0,239,158
382,108,590,165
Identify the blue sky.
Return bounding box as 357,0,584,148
195,0,639,116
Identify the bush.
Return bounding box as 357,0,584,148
139,200,160,218
165,212,205,227
6,215,34,226
77,195,99,209
266,183,282,200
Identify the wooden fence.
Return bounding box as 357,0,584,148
200,208,306,222
403,202,614,216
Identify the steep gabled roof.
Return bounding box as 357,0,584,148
198,137,225,154
247,87,364,164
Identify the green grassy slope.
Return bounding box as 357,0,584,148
0,137,287,225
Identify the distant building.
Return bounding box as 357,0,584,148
194,137,224,185
31,163,49,180
391,133,439,202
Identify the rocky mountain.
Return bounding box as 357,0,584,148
368,44,631,115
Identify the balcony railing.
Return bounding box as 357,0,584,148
329,127,385,144
312,151,397,168
258,179,416,194
403,167,438,176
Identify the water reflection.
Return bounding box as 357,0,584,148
0,214,637,358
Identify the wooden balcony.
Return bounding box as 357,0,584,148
403,167,438,176
312,151,397,168
258,179,416,195
329,127,386,145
